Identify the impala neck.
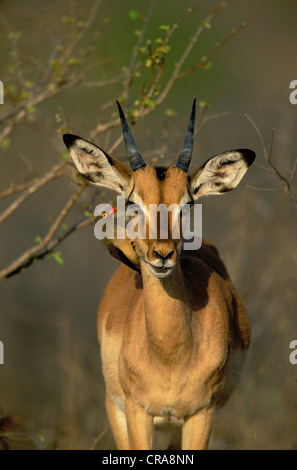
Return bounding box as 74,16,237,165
140,261,192,362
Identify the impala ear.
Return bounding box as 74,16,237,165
190,149,255,200
63,134,132,194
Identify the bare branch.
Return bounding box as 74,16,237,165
0,188,106,280
0,163,65,225
124,0,157,104
82,71,126,88
90,2,239,143
1,17,25,89
146,7,199,102
241,184,283,192
176,19,253,81
155,1,233,106
288,156,297,185
244,114,268,159
0,181,32,199
244,113,297,209
0,181,87,281
0,0,261,282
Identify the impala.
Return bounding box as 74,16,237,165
63,100,255,450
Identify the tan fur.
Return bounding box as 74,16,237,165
64,131,254,450
97,167,250,450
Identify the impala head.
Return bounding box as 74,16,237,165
63,100,255,278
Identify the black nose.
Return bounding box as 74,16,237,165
153,248,174,262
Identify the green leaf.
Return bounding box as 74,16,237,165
127,109,133,123
198,101,211,109
67,57,80,67
159,25,170,34
164,108,177,118
0,137,11,150
129,10,139,20
53,252,64,265
60,150,69,162
201,20,212,30
50,59,59,69
144,99,156,109
62,16,74,25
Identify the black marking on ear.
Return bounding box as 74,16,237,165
63,134,80,148
238,149,256,167
216,159,238,169
213,171,228,179
201,149,256,171
63,134,115,166
193,184,203,195
83,172,104,182
80,160,103,171
80,144,98,157
218,185,232,193
213,182,232,193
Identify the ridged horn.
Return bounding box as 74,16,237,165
116,100,146,171
176,98,196,172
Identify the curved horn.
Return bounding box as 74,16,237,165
176,98,196,172
116,101,146,171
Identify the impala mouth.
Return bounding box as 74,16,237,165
147,263,175,278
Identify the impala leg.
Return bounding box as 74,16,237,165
125,397,154,450
182,407,215,450
105,392,130,450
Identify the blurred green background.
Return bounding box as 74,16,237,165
0,0,296,449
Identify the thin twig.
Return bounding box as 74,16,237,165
123,0,157,104
242,184,283,192
0,181,33,199
0,181,87,280
244,113,297,209
1,16,25,89
0,188,104,280
0,0,262,282
1,215,97,280
90,2,238,143
146,7,199,102
244,113,267,158
195,89,226,133
288,156,297,184
176,19,253,81
0,163,65,225
155,1,232,106
82,71,126,88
